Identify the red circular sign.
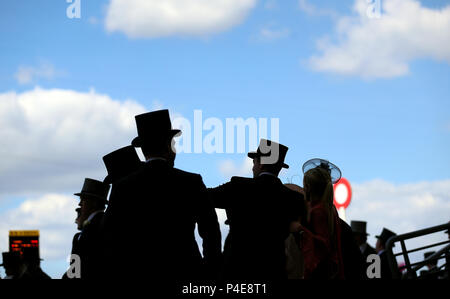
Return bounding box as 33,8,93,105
333,178,352,209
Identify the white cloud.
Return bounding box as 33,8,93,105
308,0,450,78
259,25,290,41
0,87,146,198
0,194,78,261
298,0,338,18
218,157,253,179
14,63,63,85
104,0,257,38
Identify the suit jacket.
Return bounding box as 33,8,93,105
340,220,365,279
78,212,104,279
62,232,82,279
208,174,306,280
102,159,222,280
362,243,377,261
379,250,397,279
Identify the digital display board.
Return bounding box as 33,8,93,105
9,230,40,255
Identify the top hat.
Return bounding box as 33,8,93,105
131,109,181,148
351,220,369,235
376,228,397,244
302,158,342,184
22,247,43,263
247,139,289,169
0,251,22,267
103,146,143,184
74,178,110,204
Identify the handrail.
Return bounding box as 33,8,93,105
385,222,450,279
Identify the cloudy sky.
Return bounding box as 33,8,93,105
1,0,449,278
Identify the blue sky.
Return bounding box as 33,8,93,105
1,0,449,278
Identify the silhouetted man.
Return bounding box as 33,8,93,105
1,252,27,279
62,207,82,279
375,227,397,279
71,178,110,279
208,139,305,280
21,247,51,280
351,220,376,278
102,109,221,282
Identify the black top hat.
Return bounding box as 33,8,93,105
351,220,369,235
0,251,22,267
302,158,342,184
74,178,110,204
247,139,289,169
131,109,181,148
376,228,397,244
22,247,43,263
103,146,143,184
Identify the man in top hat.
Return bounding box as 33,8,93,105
352,221,377,261
72,178,110,279
21,247,51,280
208,138,306,280
102,109,221,281
1,252,27,279
102,145,143,186
375,227,397,279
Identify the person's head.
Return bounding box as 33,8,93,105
303,166,335,234
141,137,176,166
1,252,24,276
78,195,106,226
103,146,143,184
252,156,283,178
248,139,289,178
351,220,369,246
74,178,109,228
131,110,181,166
375,228,396,253
353,233,367,247
303,167,333,204
75,207,82,230
22,248,42,269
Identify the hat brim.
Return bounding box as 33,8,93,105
74,192,108,204
247,152,289,169
131,129,181,148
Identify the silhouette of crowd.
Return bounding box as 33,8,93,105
1,109,448,282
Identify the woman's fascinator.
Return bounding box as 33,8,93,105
302,158,342,184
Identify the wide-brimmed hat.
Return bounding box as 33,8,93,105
74,178,110,204
302,158,342,184
247,139,289,169
376,227,397,244
103,146,143,184
351,220,369,235
131,109,181,148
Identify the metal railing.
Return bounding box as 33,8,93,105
385,222,450,279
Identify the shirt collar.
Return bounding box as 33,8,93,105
258,172,277,178
146,157,167,163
